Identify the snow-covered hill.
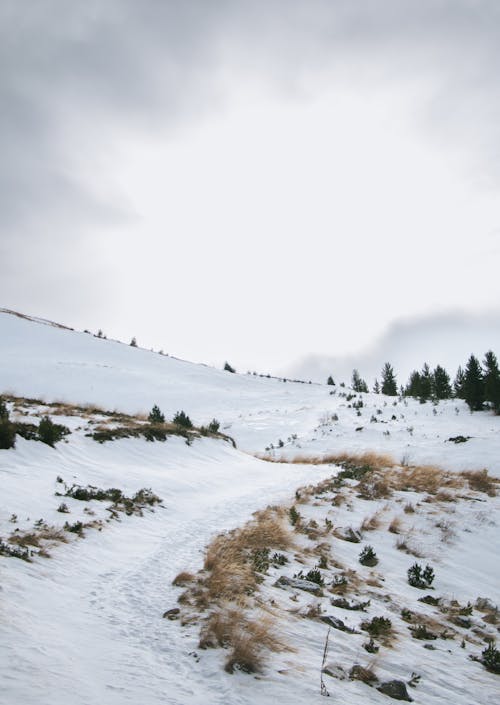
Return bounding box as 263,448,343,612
0,310,498,705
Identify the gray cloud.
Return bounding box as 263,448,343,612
287,310,500,386
1,1,499,324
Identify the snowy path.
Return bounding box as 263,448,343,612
1,437,334,705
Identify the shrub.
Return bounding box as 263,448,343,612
359,545,378,567
289,505,300,526
173,410,193,429
38,416,70,447
361,616,392,638
408,563,435,589
148,405,165,423
224,362,236,373
481,641,500,674
0,397,8,419
293,568,324,586
57,502,70,513
64,521,85,536
0,417,16,450
0,538,31,561
208,418,220,433
409,624,437,640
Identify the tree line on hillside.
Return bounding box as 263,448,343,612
327,351,500,413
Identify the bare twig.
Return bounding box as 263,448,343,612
320,627,331,697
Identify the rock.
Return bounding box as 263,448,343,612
275,576,322,594
163,608,180,620
335,527,362,543
331,597,370,611
377,680,413,701
320,615,358,633
322,663,347,680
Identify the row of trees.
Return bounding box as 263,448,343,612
330,351,500,413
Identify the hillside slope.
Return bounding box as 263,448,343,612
0,310,499,705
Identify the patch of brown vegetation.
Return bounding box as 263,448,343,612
172,571,196,586
199,609,289,674
9,526,68,548
390,465,463,494
361,512,382,531
200,508,292,603
349,664,378,684
388,517,402,534
460,469,498,497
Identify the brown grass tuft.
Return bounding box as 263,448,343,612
199,609,288,674
202,509,292,602
388,517,402,534
172,571,196,586
460,469,498,496
361,512,382,531
349,664,378,684
391,465,463,494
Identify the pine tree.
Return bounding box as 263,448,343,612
405,370,422,398
373,379,380,394
483,350,500,413
0,397,8,419
148,404,165,423
381,363,397,396
0,398,15,449
453,366,466,399
433,365,452,400
351,369,368,393
463,355,484,411
130,337,137,347
224,361,236,373
419,363,433,403
327,375,335,386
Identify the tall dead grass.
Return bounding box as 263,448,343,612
460,469,498,496
201,609,289,673
256,451,395,469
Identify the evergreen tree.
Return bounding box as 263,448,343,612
224,361,236,373
405,370,422,398
483,350,500,413
463,355,484,411
381,363,397,396
130,337,137,347
453,366,466,399
419,363,433,403
0,398,15,449
148,404,165,423
327,375,335,386
173,410,193,428
373,379,380,394
351,369,368,393
433,365,452,400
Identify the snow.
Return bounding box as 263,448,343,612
0,310,499,704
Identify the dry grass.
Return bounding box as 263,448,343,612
388,517,402,534
199,609,289,674
361,512,383,531
9,526,68,548
257,451,395,470
202,508,292,602
434,490,457,502
390,465,463,494
172,571,196,586
460,469,498,496
404,502,416,514
395,536,424,558
349,664,378,684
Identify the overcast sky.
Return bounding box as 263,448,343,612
1,1,499,374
